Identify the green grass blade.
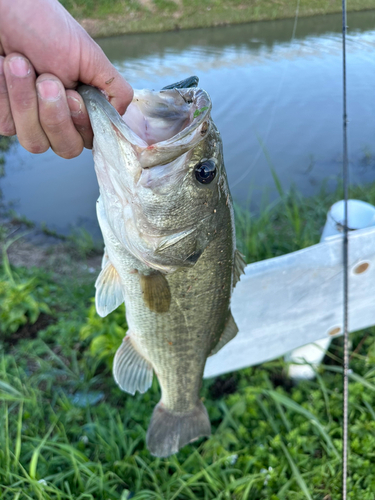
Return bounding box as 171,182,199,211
280,441,313,500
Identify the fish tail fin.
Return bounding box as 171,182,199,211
146,400,211,457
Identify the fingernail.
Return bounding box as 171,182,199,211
9,56,31,77
37,80,61,101
67,95,82,117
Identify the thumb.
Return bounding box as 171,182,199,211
80,35,134,116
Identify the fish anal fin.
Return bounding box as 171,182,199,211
147,399,211,458
140,272,171,313
95,261,124,318
113,335,153,395
210,312,238,356
233,249,246,287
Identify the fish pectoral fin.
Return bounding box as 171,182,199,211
210,312,238,356
113,335,153,395
140,272,171,313
147,399,211,458
233,249,246,287
95,261,124,317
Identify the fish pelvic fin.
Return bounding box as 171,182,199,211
210,312,238,356
95,261,124,317
233,249,246,287
146,400,211,458
113,335,153,395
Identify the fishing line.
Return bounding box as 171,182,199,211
341,0,349,498
230,0,300,189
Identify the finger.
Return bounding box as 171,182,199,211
66,89,93,149
36,75,84,159
80,39,133,116
94,67,134,117
0,56,16,136
4,53,49,153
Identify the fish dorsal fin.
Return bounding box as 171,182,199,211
95,261,124,318
210,312,238,356
233,249,246,287
139,272,171,313
113,335,153,395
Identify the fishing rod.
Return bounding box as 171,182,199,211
341,0,349,497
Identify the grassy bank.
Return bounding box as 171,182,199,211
59,0,375,38
1,181,375,498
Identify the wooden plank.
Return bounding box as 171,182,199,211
204,225,375,378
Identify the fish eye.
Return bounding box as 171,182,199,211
194,160,216,184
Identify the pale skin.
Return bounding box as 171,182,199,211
0,0,134,158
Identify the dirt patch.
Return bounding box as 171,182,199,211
4,313,55,347
269,369,294,392
1,219,102,277
210,375,238,398
138,0,155,11
6,237,102,276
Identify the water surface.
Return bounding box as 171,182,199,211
2,11,375,235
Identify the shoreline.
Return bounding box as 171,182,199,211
69,2,375,38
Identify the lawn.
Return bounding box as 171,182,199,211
58,0,375,37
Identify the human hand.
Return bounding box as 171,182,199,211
0,0,133,158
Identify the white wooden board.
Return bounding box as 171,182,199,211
204,226,375,378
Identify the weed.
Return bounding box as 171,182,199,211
80,301,127,368
67,227,102,259
40,222,67,240
0,240,51,338
57,0,375,37
0,136,15,181
1,180,375,497
8,210,36,229
360,145,374,168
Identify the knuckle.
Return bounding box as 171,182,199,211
19,138,49,155
56,145,83,160
0,123,16,136
40,109,72,133
42,119,68,135
29,143,49,155
10,92,37,112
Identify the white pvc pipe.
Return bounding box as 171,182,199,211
287,199,375,380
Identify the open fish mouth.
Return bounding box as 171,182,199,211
78,81,212,169
78,79,219,273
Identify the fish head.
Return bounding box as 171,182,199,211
79,85,232,272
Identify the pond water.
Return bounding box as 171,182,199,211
2,10,375,236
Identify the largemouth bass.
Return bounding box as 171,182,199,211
78,79,245,458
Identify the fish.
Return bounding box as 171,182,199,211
78,78,246,458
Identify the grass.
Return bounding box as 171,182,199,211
0,137,15,179
1,179,375,498
40,224,102,259
58,0,375,37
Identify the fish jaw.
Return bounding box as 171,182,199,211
126,88,213,168
79,85,222,273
